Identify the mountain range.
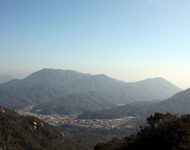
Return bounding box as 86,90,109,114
78,87,190,119
0,68,182,115
0,74,15,84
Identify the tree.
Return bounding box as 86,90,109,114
146,112,164,128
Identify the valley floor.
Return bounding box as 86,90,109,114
16,105,138,129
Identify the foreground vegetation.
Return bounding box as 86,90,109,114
59,122,138,149
94,112,190,150
0,105,89,150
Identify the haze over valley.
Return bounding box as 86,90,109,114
0,68,189,149
1,0,190,149
1,1,190,90
0,68,181,112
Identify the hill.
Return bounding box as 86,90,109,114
0,69,91,110
0,74,15,84
77,101,153,119
94,112,190,150
144,87,190,115
78,88,190,119
0,68,181,113
31,91,118,115
0,105,89,150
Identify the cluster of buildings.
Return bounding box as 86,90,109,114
69,117,135,129
16,105,136,129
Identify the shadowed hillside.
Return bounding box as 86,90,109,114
31,91,118,115
0,69,181,113
78,88,190,119
0,74,15,84
0,105,89,150
94,112,190,150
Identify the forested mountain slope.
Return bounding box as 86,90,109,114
0,105,89,150
0,68,181,112
78,88,190,119
94,112,190,150
31,91,118,115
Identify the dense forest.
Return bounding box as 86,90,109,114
59,122,138,149
0,105,89,150
94,112,190,150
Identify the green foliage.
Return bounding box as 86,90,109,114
94,137,126,150
94,112,190,150
0,105,89,150
94,142,109,150
146,112,164,127
59,123,137,149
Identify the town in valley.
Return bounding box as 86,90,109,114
16,105,137,129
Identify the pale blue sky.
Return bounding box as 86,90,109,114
0,0,190,89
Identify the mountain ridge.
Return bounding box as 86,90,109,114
78,87,190,119
0,68,182,113
0,74,15,84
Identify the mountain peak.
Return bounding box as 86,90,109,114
0,69,182,111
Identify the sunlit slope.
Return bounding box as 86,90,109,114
0,105,89,150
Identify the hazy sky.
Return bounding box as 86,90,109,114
1,0,190,89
